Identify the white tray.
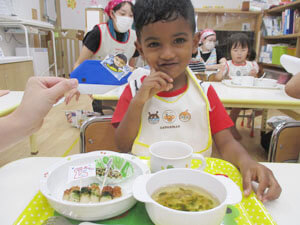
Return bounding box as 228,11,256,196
222,79,283,90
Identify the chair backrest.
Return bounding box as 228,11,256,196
48,29,85,77
268,121,300,162
80,115,120,153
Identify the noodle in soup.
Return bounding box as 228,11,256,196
151,184,219,212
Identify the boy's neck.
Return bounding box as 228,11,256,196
169,71,188,92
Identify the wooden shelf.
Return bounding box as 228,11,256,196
265,0,300,14
259,62,284,69
194,8,261,15
263,33,300,39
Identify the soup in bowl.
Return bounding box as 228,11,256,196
133,168,242,225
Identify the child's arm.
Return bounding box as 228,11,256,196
285,72,300,99
115,70,173,152
213,128,282,202
249,61,259,77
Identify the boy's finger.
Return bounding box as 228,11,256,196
256,175,269,201
262,176,282,202
155,71,173,83
242,170,252,197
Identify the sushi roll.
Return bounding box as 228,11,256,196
100,186,113,202
63,188,71,201
69,186,80,202
112,186,122,198
80,187,91,203
90,184,101,203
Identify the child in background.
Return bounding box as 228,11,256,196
112,0,281,202
224,33,259,140
192,29,226,80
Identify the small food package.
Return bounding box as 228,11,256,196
95,156,134,184
65,110,101,128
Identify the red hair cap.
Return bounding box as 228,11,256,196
104,0,132,17
200,29,216,43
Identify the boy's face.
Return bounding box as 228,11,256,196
135,16,199,79
114,56,126,68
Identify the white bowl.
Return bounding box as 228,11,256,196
133,168,242,225
254,78,277,87
231,76,254,86
40,151,150,221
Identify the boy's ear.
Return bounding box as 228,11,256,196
192,32,201,53
135,40,145,59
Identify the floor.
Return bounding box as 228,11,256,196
0,96,286,167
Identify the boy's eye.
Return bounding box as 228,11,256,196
174,38,186,44
147,42,160,48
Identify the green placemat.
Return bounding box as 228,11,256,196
14,158,277,225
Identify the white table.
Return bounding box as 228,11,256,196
0,91,23,117
0,157,298,225
93,82,300,132
209,82,300,110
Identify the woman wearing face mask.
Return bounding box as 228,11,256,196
74,0,137,69
73,0,138,113
192,29,226,81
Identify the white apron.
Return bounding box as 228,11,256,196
196,47,217,65
92,23,136,61
226,60,259,78
131,68,212,157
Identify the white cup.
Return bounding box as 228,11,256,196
149,141,206,173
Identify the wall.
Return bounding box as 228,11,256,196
60,0,109,30
12,0,41,20
191,0,242,9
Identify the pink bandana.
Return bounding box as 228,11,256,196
104,0,132,17
200,29,216,43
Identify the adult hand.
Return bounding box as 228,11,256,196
65,89,81,104
240,159,282,203
14,77,78,134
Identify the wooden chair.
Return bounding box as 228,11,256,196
80,115,121,153
48,29,84,77
268,121,300,162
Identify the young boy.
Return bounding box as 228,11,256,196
112,0,281,203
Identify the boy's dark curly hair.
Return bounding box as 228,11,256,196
227,33,256,61
133,0,195,40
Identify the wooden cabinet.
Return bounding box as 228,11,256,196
194,9,262,54
0,60,34,91
259,1,300,71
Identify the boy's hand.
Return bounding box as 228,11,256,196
135,68,173,103
240,159,282,203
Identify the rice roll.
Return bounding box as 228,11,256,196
80,187,91,203
112,186,122,198
70,186,80,202
90,184,101,203
63,188,71,201
100,186,113,202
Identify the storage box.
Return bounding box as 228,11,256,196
272,46,287,65
287,47,296,56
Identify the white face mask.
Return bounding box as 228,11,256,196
204,41,215,51
115,15,133,33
